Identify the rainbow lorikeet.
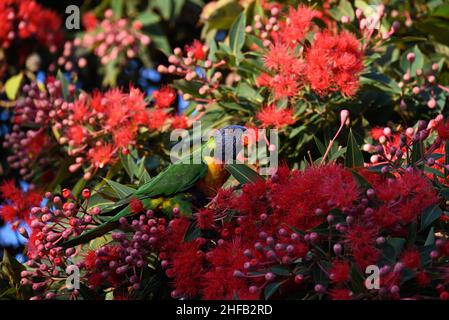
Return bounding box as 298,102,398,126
61,126,247,247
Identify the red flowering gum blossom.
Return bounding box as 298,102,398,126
256,105,295,128
305,30,364,97
0,179,42,226
185,39,206,61
169,242,204,297
371,171,438,229
153,86,176,109
277,5,319,46
202,241,260,300
437,120,449,140
270,164,360,230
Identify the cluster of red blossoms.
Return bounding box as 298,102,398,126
257,5,364,100
0,179,41,228
157,164,449,300
18,163,449,300
0,0,62,51
3,78,186,182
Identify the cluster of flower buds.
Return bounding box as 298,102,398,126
20,188,100,300
81,208,165,291
75,9,150,65
398,54,447,110
3,80,69,180
233,227,311,295
364,116,445,170
157,40,227,106
54,41,88,73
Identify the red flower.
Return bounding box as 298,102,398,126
437,120,449,140
256,73,273,87
278,5,318,45
88,144,115,168
271,164,360,231
256,105,295,128
82,12,98,31
196,209,215,230
401,249,421,269
329,261,350,284
148,109,168,130
370,127,385,140
113,123,137,149
202,241,259,300
169,242,204,297
373,172,438,229
415,271,431,287
67,125,85,145
0,180,41,225
130,198,144,214
305,31,363,96
328,288,353,300
264,43,297,71
153,86,176,109
170,115,189,129
352,245,379,270
185,40,206,60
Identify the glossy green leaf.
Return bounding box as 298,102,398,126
229,11,246,56
225,164,264,184
264,282,281,300
420,205,442,231
345,129,364,168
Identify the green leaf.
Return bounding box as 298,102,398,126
72,178,87,198
350,169,372,189
225,164,264,184
89,234,113,250
145,24,171,55
120,153,138,180
86,193,114,210
103,178,136,199
313,136,326,156
111,0,123,18
5,73,23,100
424,227,435,246
433,3,449,18
135,10,160,25
173,0,186,19
1,249,25,285
349,264,365,294
420,205,442,231
416,18,449,46
411,141,424,164
329,0,355,21
56,70,70,100
400,45,424,77
229,11,246,56
345,129,364,168
444,140,449,177
271,266,291,276
381,238,405,264
151,0,173,20
264,282,281,299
